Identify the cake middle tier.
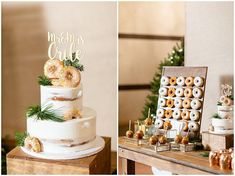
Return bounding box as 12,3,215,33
40,85,83,117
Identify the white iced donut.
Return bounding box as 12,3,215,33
155,119,164,129
173,109,181,120
188,122,199,132
157,109,165,118
191,99,201,110
174,98,183,108
158,98,166,107
159,87,168,96
176,76,185,86
190,110,200,121
192,87,203,98
194,77,204,87
175,88,184,97
161,76,169,86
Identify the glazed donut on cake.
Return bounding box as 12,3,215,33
220,96,226,103
188,122,199,132
183,99,191,109
160,76,169,86
176,76,185,86
183,121,189,132
184,88,193,98
194,76,204,87
155,119,164,129
181,110,190,120
190,110,200,121
192,87,203,98
174,98,182,108
191,99,201,110
223,97,232,106
157,109,165,118
185,77,194,86
166,99,174,108
168,87,176,97
158,98,166,107
175,88,184,97
173,109,181,120
159,87,168,96
169,77,177,85
164,109,172,118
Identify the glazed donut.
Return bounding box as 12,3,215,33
176,76,185,86
169,77,177,85
185,77,194,86
220,96,226,103
163,121,172,130
184,88,193,98
174,98,183,108
159,87,168,96
183,99,191,109
183,121,189,132
158,98,166,107
192,87,203,98
181,110,190,120
194,77,204,87
190,110,200,121
164,109,172,118
188,122,200,132
166,99,174,108
168,87,176,97
157,109,165,118
161,76,169,86
223,97,232,106
155,119,164,129
191,99,201,110
173,109,181,120
175,88,184,97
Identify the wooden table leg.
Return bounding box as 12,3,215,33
120,157,135,175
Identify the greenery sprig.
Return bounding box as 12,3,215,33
212,113,222,119
64,52,84,71
15,131,29,146
217,101,222,106
200,151,209,157
38,75,52,86
26,105,64,122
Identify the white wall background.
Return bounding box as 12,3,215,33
185,2,234,131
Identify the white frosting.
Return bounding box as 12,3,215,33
27,107,96,145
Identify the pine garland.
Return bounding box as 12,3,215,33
141,41,184,119
64,52,84,71
38,75,52,86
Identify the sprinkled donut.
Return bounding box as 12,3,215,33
191,99,201,110
159,87,168,96
155,119,164,129
184,88,193,98
166,99,174,108
173,109,181,120
192,87,203,98
164,109,172,118
185,77,194,86
188,122,200,132
181,110,190,120
174,98,183,108
157,109,165,118
194,76,204,87
158,98,166,107
161,76,170,86
168,87,176,97
175,87,184,97
176,76,185,86
169,77,177,85
183,99,191,109
190,110,200,121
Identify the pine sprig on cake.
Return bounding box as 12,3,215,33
212,113,222,119
15,131,28,146
38,75,52,86
26,105,64,122
64,52,84,71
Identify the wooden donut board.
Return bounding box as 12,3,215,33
157,66,208,138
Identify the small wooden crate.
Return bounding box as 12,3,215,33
202,131,234,150
7,137,111,175
180,143,194,152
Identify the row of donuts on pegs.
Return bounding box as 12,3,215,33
161,76,204,87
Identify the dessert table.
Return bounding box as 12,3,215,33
118,136,233,175
7,137,111,174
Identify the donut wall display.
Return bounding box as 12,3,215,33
155,67,208,137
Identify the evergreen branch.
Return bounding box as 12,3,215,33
217,101,222,106
64,52,84,71
212,113,222,119
38,75,52,86
15,131,28,146
26,105,64,122
200,151,209,157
